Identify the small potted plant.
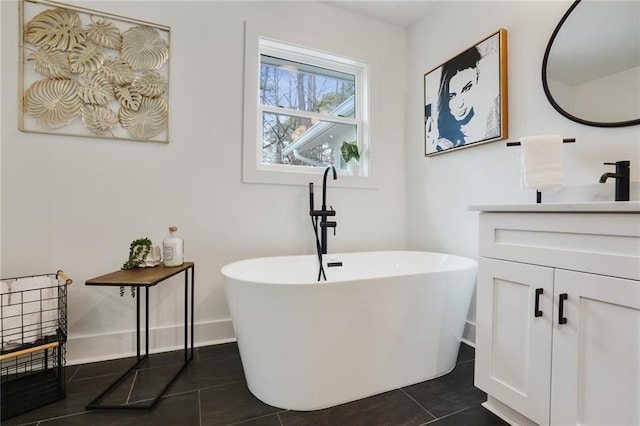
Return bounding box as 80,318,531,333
340,141,360,176
120,237,161,296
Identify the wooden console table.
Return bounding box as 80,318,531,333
85,262,195,410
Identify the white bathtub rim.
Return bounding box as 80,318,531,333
221,250,477,285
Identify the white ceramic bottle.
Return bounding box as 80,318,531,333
163,226,184,267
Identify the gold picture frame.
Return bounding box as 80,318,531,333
424,29,508,156
19,0,171,142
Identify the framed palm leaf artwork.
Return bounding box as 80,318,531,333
19,0,171,142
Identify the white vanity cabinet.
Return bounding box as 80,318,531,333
471,203,640,426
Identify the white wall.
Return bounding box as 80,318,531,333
574,66,640,123
0,0,3,282
4,0,639,362
550,66,640,123
406,1,640,340
1,1,408,364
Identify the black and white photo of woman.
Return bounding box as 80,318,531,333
425,32,502,154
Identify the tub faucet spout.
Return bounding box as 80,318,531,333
599,161,630,201
322,165,337,209
320,165,337,255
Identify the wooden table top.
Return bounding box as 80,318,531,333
85,262,194,287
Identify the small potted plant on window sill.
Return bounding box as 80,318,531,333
341,141,360,176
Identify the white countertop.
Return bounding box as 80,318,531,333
468,201,640,213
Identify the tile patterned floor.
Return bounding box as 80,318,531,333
2,342,508,426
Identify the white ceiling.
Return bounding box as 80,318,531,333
323,1,640,88
318,1,433,28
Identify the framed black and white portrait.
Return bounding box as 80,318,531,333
424,29,508,156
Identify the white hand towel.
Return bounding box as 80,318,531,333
1,279,12,303
1,280,23,347
520,134,564,191
4,276,56,344
41,278,59,337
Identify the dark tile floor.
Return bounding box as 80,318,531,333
3,342,507,426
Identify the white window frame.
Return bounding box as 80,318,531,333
242,23,373,188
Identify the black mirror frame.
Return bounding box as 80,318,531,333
542,0,640,128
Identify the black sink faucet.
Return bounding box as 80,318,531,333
599,161,630,201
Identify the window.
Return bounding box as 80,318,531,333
243,33,369,186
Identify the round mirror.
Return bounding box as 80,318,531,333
542,0,640,127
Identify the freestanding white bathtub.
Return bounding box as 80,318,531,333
221,250,477,411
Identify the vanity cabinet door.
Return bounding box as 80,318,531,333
475,258,554,426
551,270,640,426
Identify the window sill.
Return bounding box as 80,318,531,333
243,167,378,190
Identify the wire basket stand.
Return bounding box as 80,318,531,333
1,270,71,421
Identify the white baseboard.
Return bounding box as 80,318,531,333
483,396,538,426
463,319,476,345
67,318,476,366
66,318,236,365
460,337,475,348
